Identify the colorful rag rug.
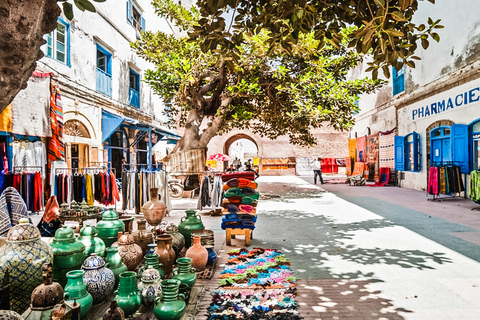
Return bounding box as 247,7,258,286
379,128,396,169
207,248,302,320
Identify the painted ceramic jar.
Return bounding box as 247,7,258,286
117,232,143,271
82,253,115,305
79,224,106,258
142,188,167,227
132,219,154,254
105,247,128,288
64,270,93,320
205,245,217,266
154,234,176,278
50,226,85,287
185,236,208,272
153,279,186,320
114,271,141,317
172,257,197,289
138,266,162,307
96,209,125,247
146,243,157,255
166,223,185,259
0,220,53,314
138,253,165,279
178,210,204,248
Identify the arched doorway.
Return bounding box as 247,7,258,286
223,134,259,168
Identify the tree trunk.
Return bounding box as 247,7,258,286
0,0,61,112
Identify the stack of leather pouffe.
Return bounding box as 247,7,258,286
221,177,259,230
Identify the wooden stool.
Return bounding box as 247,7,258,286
226,228,252,246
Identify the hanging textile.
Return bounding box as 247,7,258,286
366,133,379,181
211,175,224,211
47,81,65,195
197,175,211,210
379,128,396,169
470,170,480,202
428,167,439,195
356,136,366,163
347,138,356,175
0,187,31,236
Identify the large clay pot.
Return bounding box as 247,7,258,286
166,223,185,259
172,257,197,289
132,219,154,254
82,253,115,305
117,232,143,271
96,209,125,247
178,210,204,248
142,188,167,227
0,219,53,314
138,253,165,279
114,271,141,317
185,236,208,272
79,224,106,258
153,279,186,320
138,266,162,307
50,226,85,287
64,270,93,320
154,235,176,278
105,247,128,288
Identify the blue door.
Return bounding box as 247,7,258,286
431,139,442,166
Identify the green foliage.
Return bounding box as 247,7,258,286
57,0,105,20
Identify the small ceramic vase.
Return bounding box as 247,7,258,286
172,257,197,289
142,188,167,227
153,279,186,320
105,247,128,288
114,271,141,317
178,210,204,248
64,270,93,320
103,301,125,320
79,224,106,258
138,253,165,279
96,209,125,247
154,234,176,278
146,243,157,255
185,236,208,272
82,253,115,305
138,266,162,307
132,219,155,254
117,232,143,271
205,245,217,266
165,223,185,259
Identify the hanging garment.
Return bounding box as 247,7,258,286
356,136,367,163
470,170,480,202
33,141,47,179
197,175,211,210
122,171,128,211
50,160,68,196
427,167,439,195
85,174,94,205
0,187,31,236
211,175,223,211
110,171,120,203
439,167,446,194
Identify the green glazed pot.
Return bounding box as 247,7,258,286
114,271,141,317
79,224,106,258
138,254,165,279
64,270,93,320
96,209,125,247
153,279,186,320
172,257,197,289
177,210,204,248
50,226,85,287
105,247,128,288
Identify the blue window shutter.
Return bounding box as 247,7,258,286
412,132,420,172
126,0,133,25
395,135,405,171
392,65,405,96
140,16,145,31
66,22,71,67
451,124,469,173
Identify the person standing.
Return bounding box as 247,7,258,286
233,157,241,170
313,157,324,184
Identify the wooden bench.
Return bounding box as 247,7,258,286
226,228,252,246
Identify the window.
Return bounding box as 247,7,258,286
129,69,140,108
44,18,70,65
126,0,145,33
392,65,405,96
395,132,420,172
96,44,112,96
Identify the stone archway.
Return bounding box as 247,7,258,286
223,133,259,156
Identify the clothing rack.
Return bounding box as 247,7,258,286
122,163,162,171
13,166,43,173
427,163,466,201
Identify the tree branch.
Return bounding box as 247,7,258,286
199,96,232,146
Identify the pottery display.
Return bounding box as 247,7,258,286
153,279,186,320
116,232,143,271
119,216,135,233
50,226,86,287
172,257,197,289
138,253,165,279
166,223,185,258
191,229,215,247
82,253,115,305
146,243,157,255
154,234,176,278
138,266,162,307
178,210,204,248
103,301,125,320
96,209,125,247
205,245,217,266
0,218,53,314
114,271,141,317
142,188,167,227
64,270,93,319
132,219,154,254
185,236,208,272
105,247,128,288
79,224,106,258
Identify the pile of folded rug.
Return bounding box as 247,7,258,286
221,175,259,230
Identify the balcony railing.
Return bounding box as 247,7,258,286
129,87,140,108
96,67,112,97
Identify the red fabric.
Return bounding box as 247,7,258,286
221,172,255,182
228,196,243,204
13,173,21,191
110,172,120,202
100,173,106,204
356,136,367,163
428,167,439,195
321,158,338,174
43,195,59,223
34,172,42,212
237,178,253,187
372,167,390,187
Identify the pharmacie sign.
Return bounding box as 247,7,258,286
411,85,480,120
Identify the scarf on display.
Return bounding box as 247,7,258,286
47,81,65,182
0,187,31,236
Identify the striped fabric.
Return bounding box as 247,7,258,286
379,128,396,169
47,81,65,192
0,187,31,236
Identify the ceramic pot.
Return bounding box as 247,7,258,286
185,236,208,272
114,271,141,317
103,301,124,320
0,219,53,314
117,232,143,271
96,209,125,247
132,219,154,254
172,257,197,289
79,224,106,258
178,210,204,248
142,188,167,227
105,247,128,288
146,243,156,255
138,266,162,307
119,216,135,233
166,223,185,259
50,226,85,287
82,253,115,305
138,253,165,279
153,279,186,320
205,246,217,266
178,283,190,304
64,270,93,320
154,234,176,278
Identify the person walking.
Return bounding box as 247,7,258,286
313,157,324,184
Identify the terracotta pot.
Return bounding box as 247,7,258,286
154,234,176,278
117,232,143,271
142,188,167,227
185,236,208,272
132,219,154,254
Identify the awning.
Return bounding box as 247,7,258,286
154,128,181,141
101,110,139,143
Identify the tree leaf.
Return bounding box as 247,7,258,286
431,32,440,42
421,38,429,49
399,0,409,11
391,11,406,21
63,2,74,20
374,0,385,8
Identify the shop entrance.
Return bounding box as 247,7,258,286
430,126,451,166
